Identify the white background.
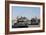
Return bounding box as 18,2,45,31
0,0,46,35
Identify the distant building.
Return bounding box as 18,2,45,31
17,16,31,25
31,17,40,25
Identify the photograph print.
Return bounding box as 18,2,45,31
12,5,40,28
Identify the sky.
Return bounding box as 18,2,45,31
12,6,40,19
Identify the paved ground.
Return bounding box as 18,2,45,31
28,25,40,28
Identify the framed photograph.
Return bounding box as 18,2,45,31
5,1,45,34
